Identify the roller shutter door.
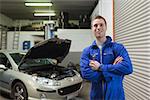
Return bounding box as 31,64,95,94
114,0,150,99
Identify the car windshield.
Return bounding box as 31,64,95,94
20,58,57,70
10,53,25,65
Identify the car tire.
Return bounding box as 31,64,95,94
12,82,28,100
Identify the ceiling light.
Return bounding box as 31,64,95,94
43,21,55,24
34,10,55,13
25,2,52,6
34,13,56,16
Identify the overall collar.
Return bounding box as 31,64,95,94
91,36,112,49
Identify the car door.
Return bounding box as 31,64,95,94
0,53,13,92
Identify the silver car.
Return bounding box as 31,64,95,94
0,38,83,100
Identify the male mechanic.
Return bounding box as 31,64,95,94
80,15,133,100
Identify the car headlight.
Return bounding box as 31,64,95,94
74,70,81,77
32,76,61,86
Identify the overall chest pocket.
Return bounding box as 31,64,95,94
89,52,99,61
103,51,115,64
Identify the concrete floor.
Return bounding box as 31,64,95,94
78,80,90,100
0,80,91,100
0,92,11,100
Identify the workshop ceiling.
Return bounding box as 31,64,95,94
0,0,98,20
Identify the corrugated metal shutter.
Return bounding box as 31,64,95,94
114,0,150,100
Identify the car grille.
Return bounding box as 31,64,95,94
58,82,82,95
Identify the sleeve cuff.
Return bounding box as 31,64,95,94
98,64,103,71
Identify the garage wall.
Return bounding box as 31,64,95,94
7,31,44,52
57,29,93,66
0,13,13,49
114,0,150,99
57,29,93,52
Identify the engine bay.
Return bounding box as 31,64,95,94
26,65,76,80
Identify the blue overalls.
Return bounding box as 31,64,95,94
80,36,133,100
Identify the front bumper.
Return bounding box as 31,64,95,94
28,82,82,100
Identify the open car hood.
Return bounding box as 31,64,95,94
19,38,71,66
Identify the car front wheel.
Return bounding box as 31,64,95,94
12,82,28,100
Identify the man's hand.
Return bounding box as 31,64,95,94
89,56,123,70
89,60,100,70
113,56,123,65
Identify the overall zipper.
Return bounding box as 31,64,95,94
100,46,104,100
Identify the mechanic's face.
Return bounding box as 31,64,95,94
92,18,107,39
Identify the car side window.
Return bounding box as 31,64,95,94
0,53,12,69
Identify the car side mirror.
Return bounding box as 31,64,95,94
0,64,7,71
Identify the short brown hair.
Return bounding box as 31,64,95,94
93,15,107,25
